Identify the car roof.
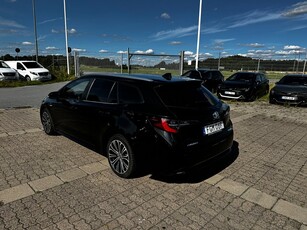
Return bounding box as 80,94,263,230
80,73,200,84
284,74,307,78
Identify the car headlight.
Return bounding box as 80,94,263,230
30,71,39,76
242,87,251,92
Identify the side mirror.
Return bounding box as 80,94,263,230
48,91,59,99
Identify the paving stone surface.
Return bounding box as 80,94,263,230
0,102,306,229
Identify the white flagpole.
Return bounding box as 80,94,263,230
196,0,202,70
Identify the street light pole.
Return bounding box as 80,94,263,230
63,0,70,75
195,0,203,70
32,0,38,62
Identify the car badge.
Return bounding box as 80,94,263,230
213,111,220,120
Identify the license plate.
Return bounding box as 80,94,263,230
204,121,224,135
225,91,235,95
281,96,297,101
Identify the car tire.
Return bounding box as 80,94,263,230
107,134,137,178
25,76,31,81
41,108,56,135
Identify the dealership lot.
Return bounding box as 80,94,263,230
0,102,307,229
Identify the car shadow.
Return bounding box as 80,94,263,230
57,132,239,183
149,141,239,184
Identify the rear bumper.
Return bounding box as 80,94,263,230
151,127,234,173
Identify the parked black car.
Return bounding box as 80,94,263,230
269,74,307,105
217,72,269,101
40,73,234,178
182,69,224,93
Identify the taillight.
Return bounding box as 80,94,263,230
150,117,178,133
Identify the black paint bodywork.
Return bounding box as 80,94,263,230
40,73,234,173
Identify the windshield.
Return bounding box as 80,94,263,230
279,76,307,85
155,82,219,108
22,61,43,69
0,62,10,68
227,73,255,82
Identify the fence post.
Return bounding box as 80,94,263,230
74,51,80,78
180,51,184,75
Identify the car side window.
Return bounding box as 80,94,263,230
61,78,91,100
17,63,25,70
118,83,143,104
256,75,261,82
87,79,116,103
261,74,267,82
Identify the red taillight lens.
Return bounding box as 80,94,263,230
150,117,178,133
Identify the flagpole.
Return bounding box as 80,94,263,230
32,0,38,62
195,0,202,70
63,0,70,75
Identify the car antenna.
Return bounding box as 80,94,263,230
162,73,172,80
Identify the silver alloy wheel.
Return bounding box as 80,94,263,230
42,110,52,134
108,139,130,175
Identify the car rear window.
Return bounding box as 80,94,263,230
155,82,219,108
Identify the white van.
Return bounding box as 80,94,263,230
0,61,19,81
5,60,51,81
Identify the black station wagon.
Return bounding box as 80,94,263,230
40,73,234,178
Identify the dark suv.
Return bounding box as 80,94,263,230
40,73,234,178
182,69,224,93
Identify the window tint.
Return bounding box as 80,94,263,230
87,79,116,103
260,74,267,82
155,82,219,107
228,73,255,82
212,71,223,80
183,70,201,79
0,62,9,68
118,83,143,104
280,76,307,85
256,75,261,82
62,79,91,100
22,62,42,68
201,71,211,80
17,63,24,70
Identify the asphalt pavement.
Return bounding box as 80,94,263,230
0,81,68,109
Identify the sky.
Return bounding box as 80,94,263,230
1,0,307,65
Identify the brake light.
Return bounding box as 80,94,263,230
150,117,178,133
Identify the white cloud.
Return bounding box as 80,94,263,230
240,43,265,48
68,28,77,34
46,46,59,50
214,38,235,44
134,49,154,54
153,25,198,41
72,48,86,52
184,51,194,56
282,1,307,17
39,18,61,25
169,41,182,45
161,13,170,19
117,50,127,54
202,27,227,34
284,45,302,50
228,11,281,29
51,29,60,33
145,49,154,54
22,41,32,45
99,49,108,53
0,17,25,28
